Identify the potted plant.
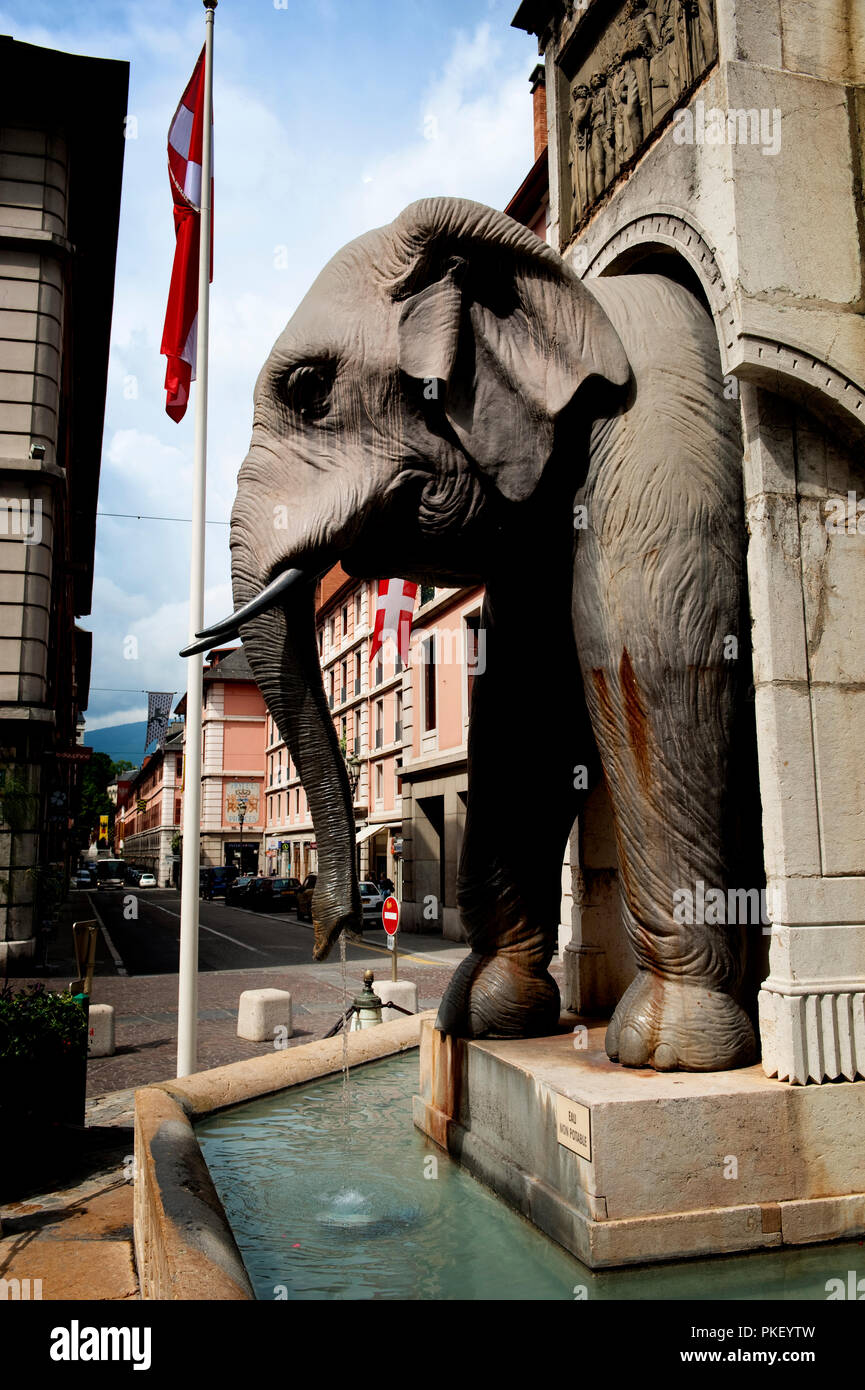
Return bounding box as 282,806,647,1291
0,983,89,1131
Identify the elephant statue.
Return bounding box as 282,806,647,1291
184,197,757,1073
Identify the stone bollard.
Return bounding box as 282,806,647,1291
375,980,418,1025
88,1003,116,1057
237,988,292,1042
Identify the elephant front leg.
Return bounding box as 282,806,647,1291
436,570,596,1039
575,544,757,1073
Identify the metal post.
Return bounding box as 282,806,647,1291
177,0,216,1079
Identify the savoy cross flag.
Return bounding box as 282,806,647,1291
161,48,213,422
369,579,419,667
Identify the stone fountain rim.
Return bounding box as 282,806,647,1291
133,1011,433,1300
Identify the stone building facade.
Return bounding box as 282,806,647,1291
0,37,128,964
514,0,865,1083
178,647,267,875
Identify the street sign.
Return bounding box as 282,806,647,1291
382,896,400,935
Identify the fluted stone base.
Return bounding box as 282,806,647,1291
413,1016,865,1270
759,987,865,1084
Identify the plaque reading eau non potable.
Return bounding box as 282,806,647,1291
555,1094,592,1161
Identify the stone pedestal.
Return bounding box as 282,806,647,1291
413,1017,865,1269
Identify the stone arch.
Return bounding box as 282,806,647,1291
579,210,865,446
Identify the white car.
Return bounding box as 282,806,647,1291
138,873,157,888
359,881,385,925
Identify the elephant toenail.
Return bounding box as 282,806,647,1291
653,1042,678,1070
618,1025,650,1067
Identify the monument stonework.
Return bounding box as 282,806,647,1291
563,0,719,233
187,0,865,1265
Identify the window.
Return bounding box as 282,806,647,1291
395,757,402,797
375,652,383,687
295,789,300,814
341,716,347,743
174,797,181,824
375,699,384,749
355,592,362,626
465,612,482,711
328,617,335,648
423,636,437,731
176,756,183,778
375,762,384,802
354,651,362,695
341,660,348,704
420,584,435,606
354,709,362,752
278,794,282,821
394,689,403,742
328,670,334,709
318,628,323,655
269,754,274,782
342,604,349,639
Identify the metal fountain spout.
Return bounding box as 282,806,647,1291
352,970,383,1030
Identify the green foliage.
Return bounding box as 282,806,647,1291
76,751,133,842
0,770,36,833
0,983,88,1062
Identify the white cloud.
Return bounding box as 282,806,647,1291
84,706,149,732
7,3,537,729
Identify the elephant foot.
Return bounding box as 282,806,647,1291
436,951,560,1039
605,971,756,1072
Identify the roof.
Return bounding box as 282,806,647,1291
202,646,256,683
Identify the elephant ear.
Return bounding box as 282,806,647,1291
391,198,630,503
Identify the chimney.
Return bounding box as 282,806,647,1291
530,64,547,161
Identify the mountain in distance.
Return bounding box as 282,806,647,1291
83,721,149,766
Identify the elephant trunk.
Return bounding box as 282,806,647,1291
236,583,360,959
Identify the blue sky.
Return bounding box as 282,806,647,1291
1,0,537,736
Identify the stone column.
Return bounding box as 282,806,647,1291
742,384,865,1083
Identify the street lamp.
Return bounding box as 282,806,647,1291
236,790,249,874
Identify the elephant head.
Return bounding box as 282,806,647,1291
185,197,630,961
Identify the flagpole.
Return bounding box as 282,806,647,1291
177,0,216,1078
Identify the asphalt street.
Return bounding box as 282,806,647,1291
85,886,458,978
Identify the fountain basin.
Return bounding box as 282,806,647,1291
133,1012,428,1299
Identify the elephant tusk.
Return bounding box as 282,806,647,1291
179,566,307,657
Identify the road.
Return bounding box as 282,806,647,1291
86,887,459,978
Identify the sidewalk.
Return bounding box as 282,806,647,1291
0,906,469,1300
1,899,565,1300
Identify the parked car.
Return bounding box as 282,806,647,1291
138,872,157,888
359,881,385,927
200,865,238,899
73,870,92,890
268,877,302,912
295,874,317,921
225,875,255,907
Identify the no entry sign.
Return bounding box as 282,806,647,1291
382,895,400,935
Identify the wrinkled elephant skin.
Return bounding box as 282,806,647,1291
208,197,756,1071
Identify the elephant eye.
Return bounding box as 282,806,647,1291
278,363,333,420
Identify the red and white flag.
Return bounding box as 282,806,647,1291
161,48,213,423
369,580,418,667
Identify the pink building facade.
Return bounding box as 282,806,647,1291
264,567,407,889
178,646,267,875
